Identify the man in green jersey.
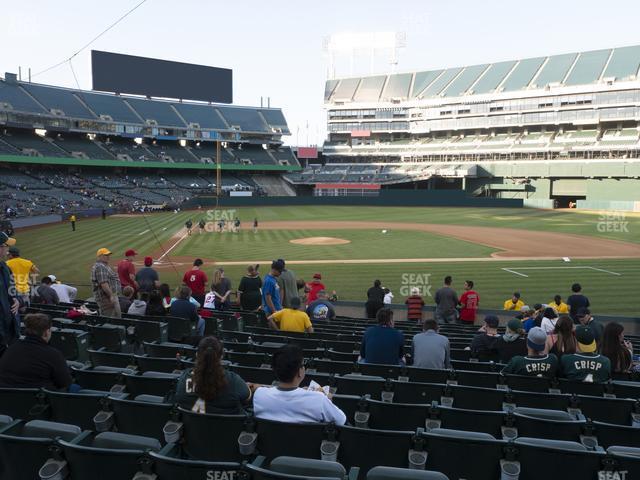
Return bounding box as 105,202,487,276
501,327,558,377
560,325,611,383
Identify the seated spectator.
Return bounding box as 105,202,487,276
492,318,527,363
175,336,251,414
560,325,611,383
170,286,205,336
135,256,160,294
306,290,336,323
0,313,72,390
159,283,172,309
170,286,202,308
503,292,524,311
145,291,166,317
412,319,451,370
600,322,633,373
268,297,313,333
549,295,569,314
501,327,558,377
127,292,149,315
575,308,603,345
253,344,346,424
118,285,135,314
383,288,394,305
405,287,425,323
48,275,77,304
360,308,405,365
521,306,536,332
470,315,500,359
546,315,576,359
540,307,559,335
34,276,59,305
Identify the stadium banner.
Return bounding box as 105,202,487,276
297,147,318,159
229,191,253,197
315,183,380,190
350,130,371,138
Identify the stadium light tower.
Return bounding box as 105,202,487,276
323,31,406,79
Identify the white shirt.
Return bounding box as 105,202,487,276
203,292,216,309
253,387,346,425
51,283,77,303
383,292,394,305
540,316,557,335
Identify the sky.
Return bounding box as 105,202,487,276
2,0,640,146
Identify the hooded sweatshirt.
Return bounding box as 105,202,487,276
127,299,147,316
493,332,527,364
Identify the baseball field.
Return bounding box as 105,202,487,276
14,206,640,316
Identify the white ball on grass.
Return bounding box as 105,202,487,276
382,229,387,234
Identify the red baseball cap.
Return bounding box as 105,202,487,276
144,256,153,267
313,273,322,280
125,249,137,257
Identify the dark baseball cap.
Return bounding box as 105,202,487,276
576,307,591,317
507,318,522,332
527,327,547,352
271,259,285,272
575,325,597,353
0,232,16,247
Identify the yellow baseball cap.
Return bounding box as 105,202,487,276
96,248,112,257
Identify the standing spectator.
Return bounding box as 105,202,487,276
253,344,346,424
458,280,479,324
412,319,451,369
276,259,297,308
135,257,160,294
34,276,59,305
145,291,166,317
118,286,135,314
405,287,425,323
0,232,19,354
492,318,527,363
101,208,106,220
521,306,536,332
503,292,525,311
203,284,217,310
170,286,205,336
117,249,138,291
600,322,633,373
70,214,77,232
48,275,77,304
546,315,577,359
0,313,72,390
383,288,394,305
306,290,336,323
540,307,559,335
262,260,283,315
127,292,149,315
359,309,405,365
6,246,38,305
183,259,208,306
211,268,232,310
549,295,569,314
268,297,313,333
501,327,558,378
434,276,459,324
253,218,258,234
365,279,385,319
237,264,262,311
567,283,590,322
91,248,121,318
306,273,325,305
470,315,500,359
560,325,611,383
575,308,603,344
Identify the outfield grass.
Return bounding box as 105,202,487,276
11,206,640,316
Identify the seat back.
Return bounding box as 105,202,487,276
0,388,41,419
167,316,196,342
594,421,640,448
44,390,106,430
512,409,585,442
123,372,179,398
179,408,248,462
334,375,386,400
436,406,506,438
89,324,128,352
72,366,129,391
109,396,174,441
255,418,329,461
148,446,242,479
366,400,430,431
391,381,446,405
89,348,135,369
22,419,82,441
573,395,637,425
135,355,183,373
367,466,449,480
50,328,90,362
270,455,346,478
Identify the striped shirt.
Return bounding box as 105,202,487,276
405,295,425,320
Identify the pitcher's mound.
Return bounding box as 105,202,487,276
290,236,351,246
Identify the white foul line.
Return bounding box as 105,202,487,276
138,229,150,236
585,266,622,276
158,233,188,261
501,268,529,278
501,266,622,277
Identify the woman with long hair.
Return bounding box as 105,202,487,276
159,283,172,309
546,315,577,359
212,268,232,310
175,336,251,414
601,322,633,373
238,264,262,311
145,291,166,317
365,279,385,319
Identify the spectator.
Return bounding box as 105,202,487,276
253,344,346,424
458,280,479,324
48,275,77,304
575,308,603,344
268,297,313,333
434,276,459,324
306,273,325,305
183,259,208,306
0,313,72,390
365,279,385,319
117,249,138,291
6,246,39,305
521,306,536,332
567,283,590,322
276,259,298,309
203,284,217,310
211,268,232,310
412,319,451,369
470,315,500,359
0,232,19,354
306,290,336,323
503,292,524,311
170,286,205,336
383,287,394,306
127,292,149,315
600,322,633,373
501,327,558,378
404,287,425,323
34,276,59,305
546,315,577,359
492,318,527,363
90,248,121,318
238,264,262,311
549,295,569,314
262,260,283,315
560,325,611,383
170,286,202,308
145,291,166,317
175,336,251,414
360,309,405,365
540,307,559,335
135,256,160,294
159,283,172,309
118,286,135,314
